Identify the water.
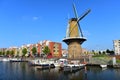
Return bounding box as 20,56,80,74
0,62,120,80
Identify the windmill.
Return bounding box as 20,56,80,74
63,3,91,59
69,3,91,38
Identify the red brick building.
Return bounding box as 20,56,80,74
49,42,62,58
37,43,41,56
6,40,62,58
38,40,62,58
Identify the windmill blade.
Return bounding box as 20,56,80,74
69,21,84,37
69,23,76,37
77,9,91,37
77,22,83,37
77,9,91,22
71,3,91,37
72,3,78,18
68,3,79,36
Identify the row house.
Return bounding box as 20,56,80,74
0,40,62,58
21,44,33,56
8,46,18,56
0,48,7,55
0,48,7,52
38,40,62,58
20,40,62,58
49,41,62,58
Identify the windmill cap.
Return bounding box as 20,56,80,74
70,18,77,21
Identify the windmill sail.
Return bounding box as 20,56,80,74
66,24,70,38
63,3,90,59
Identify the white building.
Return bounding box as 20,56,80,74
113,40,120,55
62,49,68,57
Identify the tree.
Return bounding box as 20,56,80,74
43,46,50,55
31,47,37,56
110,50,114,55
2,51,5,56
16,51,19,57
98,51,101,54
10,50,14,57
6,50,10,56
102,51,106,54
22,48,27,57
91,50,96,55
106,49,110,53
106,49,114,55
0,51,2,55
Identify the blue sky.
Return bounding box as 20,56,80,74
0,0,120,50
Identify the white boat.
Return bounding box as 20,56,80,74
54,59,68,68
54,62,60,68
63,64,82,72
2,58,10,61
79,63,86,69
63,66,71,72
79,63,86,66
59,59,86,72
29,59,47,66
59,58,68,67
28,59,54,68
9,58,21,62
100,65,107,68
71,64,80,71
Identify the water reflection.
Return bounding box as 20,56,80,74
0,62,120,80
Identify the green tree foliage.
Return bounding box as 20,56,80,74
106,49,114,55
10,50,14,57
16,51,19,57
43,46,50,55
31,47,37,55
102,51,106,54
0,51,2,55
99,51,101,54
106,49,110,53
92,50,94,54
2,51,5,55
22,48,27,56
116,59,120,63
110,50,114,55
6,50,10,56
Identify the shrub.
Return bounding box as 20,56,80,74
116,59,120,63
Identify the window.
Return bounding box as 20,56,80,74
53,50,55,52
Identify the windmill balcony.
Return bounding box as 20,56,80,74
62,37,87,45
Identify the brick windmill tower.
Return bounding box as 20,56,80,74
63,3,91,59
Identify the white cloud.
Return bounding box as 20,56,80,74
33,16,39,20
82,30,91,36
21,16,40,21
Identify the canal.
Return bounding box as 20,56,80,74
0,62,120,80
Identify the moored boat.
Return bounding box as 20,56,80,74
28,59,55,67
9,58,21,62
2,58,10,61
100,64,107,68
